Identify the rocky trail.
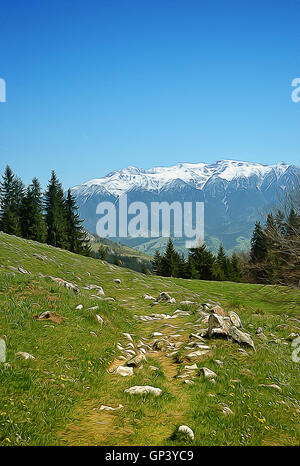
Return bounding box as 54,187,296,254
61,292,257,445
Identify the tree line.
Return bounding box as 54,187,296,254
0,166,90,255
152,238,241,282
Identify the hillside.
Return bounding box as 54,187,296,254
0,232,299,446
88,234,153,272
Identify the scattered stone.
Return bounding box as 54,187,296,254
16,352,35,360
149,365,159,372
143,294,156,301
157,291,172,301
200,367,217,379
99,404,123,411
214,359,224,366
49,277,79,293
180,301,195,305
178,425,194,440
151,332,163,337
96,314,104,325
222,405,234,416
75,304,83,310
123,333,134,342
33,311,65,324
257,332,268,341
114,365,134,377
237,348,249,355
259,383,282,392
124,385,162,396
126,352,145,367
256,327,264,334
286,333,299,341
18,267,29,274
187,349,211,360
184,379,195,385
184,364,198,370
114,279,121,284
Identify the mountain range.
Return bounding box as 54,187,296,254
71,160,300,255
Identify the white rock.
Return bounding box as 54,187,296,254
124,385,162,396
200,367,217,379
75,304,83,310
122,333,133,342
16,352,35,360
96,314,104,325
229,311,243,328
151,332,163,337
222,406,234,415
114,365,134,377
99,404,123,411
178,425,194,440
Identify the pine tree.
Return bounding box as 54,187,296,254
0,166,24,236
21,178,47,242
250,222,268,263
215,244,227,280
65,189,90,255
152,250,163,275
161,238,180,277
230,253,241,282
97,244,108,260
44,171,68,249
188,244,215,280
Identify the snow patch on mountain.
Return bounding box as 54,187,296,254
71,160,291,198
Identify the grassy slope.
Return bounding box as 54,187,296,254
0,232,299,446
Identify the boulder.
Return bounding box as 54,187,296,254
228,326,256,351
229,311,242,328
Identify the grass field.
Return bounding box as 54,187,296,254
0,232,299,446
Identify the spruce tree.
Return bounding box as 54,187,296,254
230,253,241,282
0,166,24,236
188,244,215,280
161,238,180,277
21,178,47,242
65,189,90,255
250,222,268,263
152,250,163,275
44,171,68,249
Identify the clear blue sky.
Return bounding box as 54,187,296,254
0,0,299,189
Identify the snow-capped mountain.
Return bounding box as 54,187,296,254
71,160,291,198
71,160,300,254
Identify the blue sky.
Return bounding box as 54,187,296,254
0,0,299,189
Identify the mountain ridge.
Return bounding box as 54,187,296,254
70,160,300,255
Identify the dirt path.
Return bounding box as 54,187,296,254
60,306,209,446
